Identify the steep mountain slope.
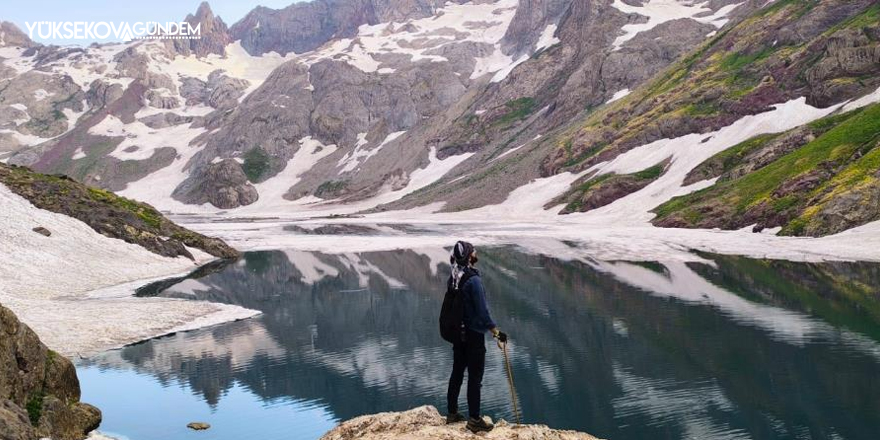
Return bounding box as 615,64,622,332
654,100,880,236
1,0,879,237
1,0,751,213
397,0,880,232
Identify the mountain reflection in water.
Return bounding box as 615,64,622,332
79,247,880,440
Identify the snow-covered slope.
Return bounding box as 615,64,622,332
1,0,750,214
0,183,258,357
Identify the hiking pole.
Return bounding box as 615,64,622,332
496,337,522,425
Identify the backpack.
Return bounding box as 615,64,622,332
439,268,477,344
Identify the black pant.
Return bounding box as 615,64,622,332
447,329,486,419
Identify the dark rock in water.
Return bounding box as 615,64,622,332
0,304,102,440
0,164,239,260
187,422,211,431
31,227,51,237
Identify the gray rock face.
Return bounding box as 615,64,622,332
177,50,470,206
0,71,85,141
501,0,571,57
0,399,33,440
229,0,465,56
0,305,101,440
173,159,259,209
85,80,124,110
804,180,880,236
180,70,249,109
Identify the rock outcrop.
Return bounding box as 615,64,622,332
172,159,259,209
0,304,101,440
319,406,602,440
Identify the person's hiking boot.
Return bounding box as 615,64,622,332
446,412,466,424
466,416,495,433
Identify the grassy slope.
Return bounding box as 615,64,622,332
653,103,880,235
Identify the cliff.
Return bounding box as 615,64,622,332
0,304,101,440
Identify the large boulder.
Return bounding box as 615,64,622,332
0,305,101,440
173,159,259,209
319,406,603,440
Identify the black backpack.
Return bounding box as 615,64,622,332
439,268,477,344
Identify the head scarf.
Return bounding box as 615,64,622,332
450,241,475,289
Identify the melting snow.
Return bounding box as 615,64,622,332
0,184,258,357
610,0,744,50
607,88,631,104
300,0,519,79
535,24,561,51
337,131,406,174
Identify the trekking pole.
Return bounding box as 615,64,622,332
496,337,521,425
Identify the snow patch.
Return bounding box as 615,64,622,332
535,24,561,51
338,131,406,174
307,0,518,76
491,54,528,83
0,184,259,357
610,0,744,50
607,88,631,104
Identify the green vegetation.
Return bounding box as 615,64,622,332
493,97,536,127
719,47,774,73
654,102,880,234
87,187,163,229
242,147,272,182
26,393,45,426
315,180,348,197
633,163,666,180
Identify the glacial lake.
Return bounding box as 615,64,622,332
78,245,880,440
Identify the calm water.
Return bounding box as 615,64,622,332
78,246,880,440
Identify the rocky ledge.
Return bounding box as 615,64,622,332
319,406,602,440
0,164,238,259
0,304,101,440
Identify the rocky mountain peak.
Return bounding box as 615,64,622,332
0,21,36,48
195,1,216,20
166,1,231,57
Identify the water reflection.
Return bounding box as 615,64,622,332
79,247,880,440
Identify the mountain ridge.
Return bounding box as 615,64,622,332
1,0,878,237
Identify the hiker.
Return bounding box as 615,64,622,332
440,241,507,433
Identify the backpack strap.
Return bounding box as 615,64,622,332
457,267,478,293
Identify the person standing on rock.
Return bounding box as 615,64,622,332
440,241,507,433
